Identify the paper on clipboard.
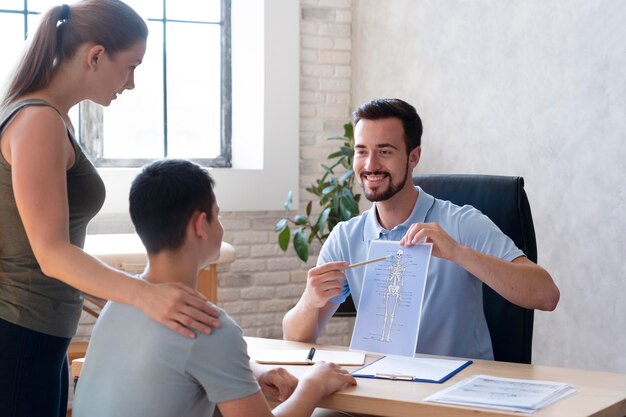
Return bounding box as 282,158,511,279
352,355,472,383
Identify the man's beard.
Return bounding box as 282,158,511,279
360,164,409,202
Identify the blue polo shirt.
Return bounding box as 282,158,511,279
321,186,524,360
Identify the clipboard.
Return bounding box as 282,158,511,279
351,355,472,383
254,348,366,366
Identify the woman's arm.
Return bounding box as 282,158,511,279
7,107,219,337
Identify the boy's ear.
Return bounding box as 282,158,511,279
192,211,209,238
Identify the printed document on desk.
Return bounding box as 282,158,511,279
350,241,432,356
424,374,577,412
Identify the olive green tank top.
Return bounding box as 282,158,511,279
0,99,106,338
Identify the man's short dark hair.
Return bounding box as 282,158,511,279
129,159,216,254
353,98,423,152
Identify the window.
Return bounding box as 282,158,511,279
1,0,299,213
0,0,232,168
0,1,80,123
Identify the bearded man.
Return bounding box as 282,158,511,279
283,98,559,361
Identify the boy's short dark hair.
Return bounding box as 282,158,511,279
353,98,423,152
129,159,216,254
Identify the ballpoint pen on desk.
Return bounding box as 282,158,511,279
306,347,316,364
345,254,391,270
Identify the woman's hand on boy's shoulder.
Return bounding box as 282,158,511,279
139,281,221,338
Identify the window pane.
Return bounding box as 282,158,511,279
0,15,25,87
166,23,221,159
122,0,162,20
1,2,24,9
27,0,62,13
102,22,164,159
26,13,43,38
167,0,221,22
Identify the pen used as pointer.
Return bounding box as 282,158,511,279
345,255,391,270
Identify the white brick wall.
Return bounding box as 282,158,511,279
76,0,355,347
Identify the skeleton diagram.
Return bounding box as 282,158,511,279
380,249,407,341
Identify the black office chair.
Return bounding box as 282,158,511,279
335,174,536,364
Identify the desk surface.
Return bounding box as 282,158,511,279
246,337,626,417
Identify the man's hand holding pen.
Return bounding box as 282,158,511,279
304,256,392,309
303,261,349,308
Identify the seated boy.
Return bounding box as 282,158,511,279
73,159,356,417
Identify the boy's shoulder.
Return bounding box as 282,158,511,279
92,302,249,370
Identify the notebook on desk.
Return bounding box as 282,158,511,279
253,348,366,366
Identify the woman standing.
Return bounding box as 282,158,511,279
0,2,220,416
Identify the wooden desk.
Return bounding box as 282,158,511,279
84,233,235,303
246,337,626,417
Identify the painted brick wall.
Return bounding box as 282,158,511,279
75,0,355,347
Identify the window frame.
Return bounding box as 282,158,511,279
80,0,232,168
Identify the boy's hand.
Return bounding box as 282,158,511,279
141,282,221,338
301,361,357,397
256,367,299,401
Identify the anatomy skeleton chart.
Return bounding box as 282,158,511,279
380,249,407,342
350,241,432,357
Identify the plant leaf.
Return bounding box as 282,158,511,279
321,164,334,175
338,170,354,183
293,229,309,262
283,190,293,212
343,122,353,139
339,147,354,157
306,201,312,216
322,184,337,195
293,214,308,225
340,195,360,215
274,218,287,232
308,225,319,244
316,207,331,233
339,206,353,221
278,226,290,251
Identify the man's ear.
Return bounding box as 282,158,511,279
86,45,106,70
409,146,421,168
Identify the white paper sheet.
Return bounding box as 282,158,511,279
350,241,432,356
352,354,471,383
424,374,577,412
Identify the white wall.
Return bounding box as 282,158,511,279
352,0,626,373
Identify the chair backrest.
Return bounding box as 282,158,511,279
412,174,536,364
334,174,536,364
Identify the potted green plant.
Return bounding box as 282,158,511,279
275,123,361,262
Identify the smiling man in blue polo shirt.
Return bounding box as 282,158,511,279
283,98,560,361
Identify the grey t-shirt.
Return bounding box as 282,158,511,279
73,302,260,417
